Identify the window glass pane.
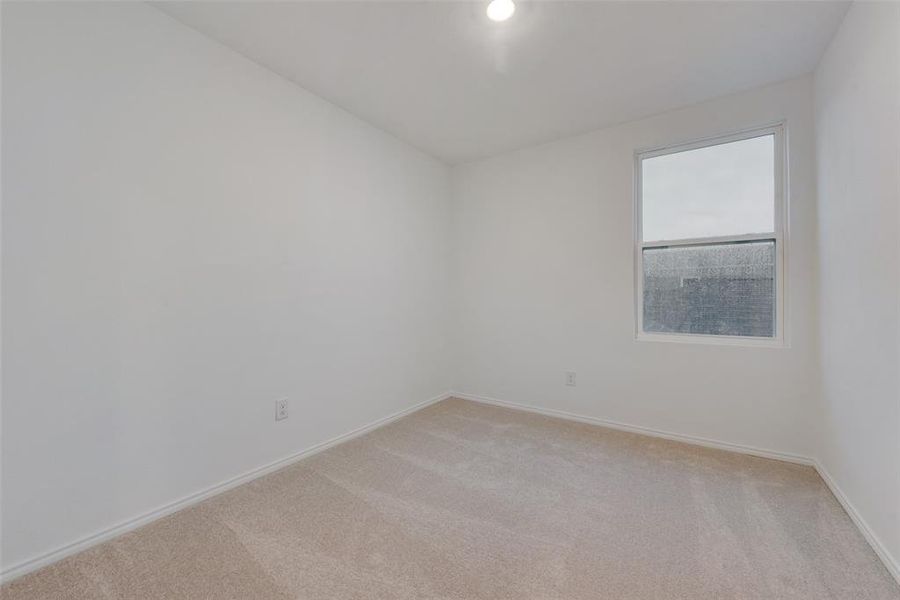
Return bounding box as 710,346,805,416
642,135,775,242
642,240,775,337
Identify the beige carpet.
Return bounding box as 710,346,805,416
3,398,898,599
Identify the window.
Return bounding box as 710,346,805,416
635,125,786,345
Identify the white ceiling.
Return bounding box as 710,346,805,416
155,1,849,164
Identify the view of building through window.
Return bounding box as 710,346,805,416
639,131,780,339
642,241,775,337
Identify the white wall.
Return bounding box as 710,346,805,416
814,1,900,574
1,2,451,573
451,78,819,459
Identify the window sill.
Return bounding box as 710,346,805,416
635,332,787,348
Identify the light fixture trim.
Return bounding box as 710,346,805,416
487,0,516,22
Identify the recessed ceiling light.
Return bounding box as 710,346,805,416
486,0,515,22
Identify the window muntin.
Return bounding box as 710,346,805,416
636,126,785,344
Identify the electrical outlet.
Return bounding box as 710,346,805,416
275,398,288,421
565,371,576,386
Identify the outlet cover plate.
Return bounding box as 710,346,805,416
275,398,289,421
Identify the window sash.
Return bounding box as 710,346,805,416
634,123,787,347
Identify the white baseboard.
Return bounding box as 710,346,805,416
0,391,452,585
814,461,900,585
452,391,900,586
452,391,814,465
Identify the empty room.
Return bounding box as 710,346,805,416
1,0,899,598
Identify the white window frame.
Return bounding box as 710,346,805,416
633,122,789,348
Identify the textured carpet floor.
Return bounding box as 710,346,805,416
3,397,898,599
